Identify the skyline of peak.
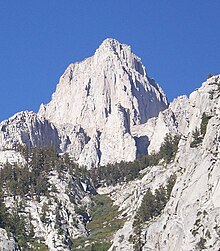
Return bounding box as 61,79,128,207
0,1,220,123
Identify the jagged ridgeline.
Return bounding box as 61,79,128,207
0,39,220,251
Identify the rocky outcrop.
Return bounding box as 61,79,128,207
99,104,136,166
147,95,192,154
0,228,17,251
0,150,25,167
0,111,61,151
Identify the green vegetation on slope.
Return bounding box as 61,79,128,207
71,194,123,251
135,174,176,224
0,133,180,250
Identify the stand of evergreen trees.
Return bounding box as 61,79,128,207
132,174,177,250
0,146,89,250
0,147,62,197
190,112,212,148
90,134,180,187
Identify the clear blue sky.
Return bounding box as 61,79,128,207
0,1,220,122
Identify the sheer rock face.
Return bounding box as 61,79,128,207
38,38,168,167
39,38,168,130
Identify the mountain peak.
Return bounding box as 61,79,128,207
40,38,167,130
95,38,133,61
95,38,147,77
38,39,168,167
98,38,130,52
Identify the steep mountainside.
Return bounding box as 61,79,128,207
142,76,220,251
0,39,219,251
103,75,220,251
